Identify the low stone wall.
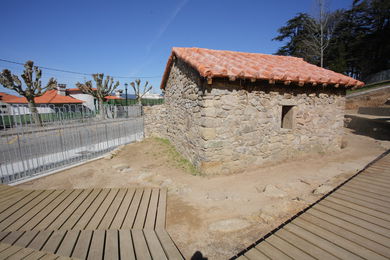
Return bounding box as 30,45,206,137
346,86,390,110
143,105,167,138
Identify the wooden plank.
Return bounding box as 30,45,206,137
319,200,390,229
0,190,26,204
110,189,135,229
6,190,65,231
352,177,390,189
347,179,390,195
42,230,67,254
285,223,364,259
236,255,249,260
0,244,22,258
0,242,11,252
72,230,92,259
56,230,80,257
344,182,390,199
121,189,143,229
294,217,388,260
0,185,14,195
155,229,184,260
308,208,390,247
0,190,54,231
0,190,43,221
0,186,21,195
98,188,127,229
87,230,105,260
119,229,136,260
144,188,160,230
8,247,35,259
132,229,151,260
28,230,52,250
39,253,61,260
265,234,314,260
44,189,91,230
1,231,24,245
68,189,109,230
133,188,152,229
341,185,390,201
13,230,39,247
365,174,390,182
314,204,390,238
144,229,167,260
58,189,101,230
335,189,390,207
359,171,390,181
369,164,390,171
275,229,338,259
244,247,269,259
359,175,390,185
326,196,390,222
20,190,74,231
104,230,119,260
0,231,10,241
156,189,167,229
332,193,390,214
255,241,291,260
23,250,47,260
85,188,119,230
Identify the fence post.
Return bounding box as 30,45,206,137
16,132,26,180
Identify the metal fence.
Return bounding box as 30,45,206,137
0,104,144,184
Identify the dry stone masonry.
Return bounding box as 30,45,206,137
145,58,346,175
146,46,363,175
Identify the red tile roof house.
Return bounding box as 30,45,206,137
0,84,84,115
145,47,364,175
67,88,123,111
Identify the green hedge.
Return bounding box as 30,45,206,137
0,112,89,128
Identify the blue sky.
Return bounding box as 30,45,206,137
0,0,354,95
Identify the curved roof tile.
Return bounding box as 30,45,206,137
160,47,364,89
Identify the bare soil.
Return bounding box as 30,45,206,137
18,129,390,259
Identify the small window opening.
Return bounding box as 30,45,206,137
281,105,295,129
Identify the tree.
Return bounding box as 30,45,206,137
0,61,57,126
349,0,390,78
274,0,390,80
76,74,120,119
273,1,340,67
130,79,152,105
273,13,318,64
304,0,341,67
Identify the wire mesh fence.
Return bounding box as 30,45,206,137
0,104,143,184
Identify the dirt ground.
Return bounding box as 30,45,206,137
18,129,390,259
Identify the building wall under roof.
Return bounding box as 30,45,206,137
146,58,346,175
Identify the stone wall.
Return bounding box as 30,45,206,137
146,58,346,175
143,105,167,138
160,58,205,167
199,81,346,174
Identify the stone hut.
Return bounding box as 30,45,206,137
151,47,364,175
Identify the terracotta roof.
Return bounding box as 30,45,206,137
0,92,19,103
105,96,124,100
160,47,364,89
3,90,84,104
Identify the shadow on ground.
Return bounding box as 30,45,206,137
345,115,390,141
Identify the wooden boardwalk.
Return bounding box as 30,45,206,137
0,186,183,259
234,152,390,260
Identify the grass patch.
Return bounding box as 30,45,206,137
153,137,201,176
347,80,390,95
